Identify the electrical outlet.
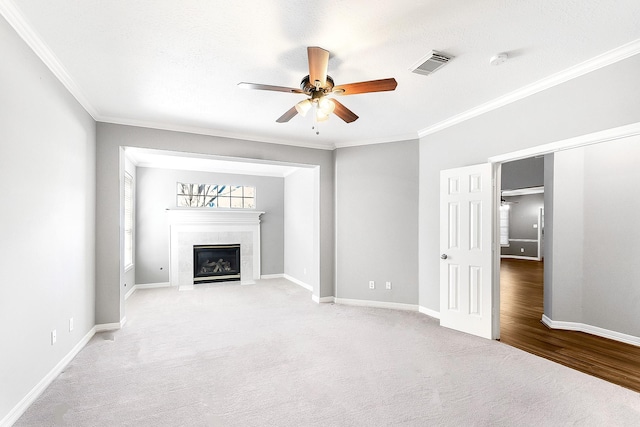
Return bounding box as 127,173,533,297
369,280,375,289
533,224,538,229
51,330,57,345
520,248,525,253
386,281,392,290
69,318,74,332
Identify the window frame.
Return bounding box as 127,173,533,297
124,171,134,270
176,183,256,209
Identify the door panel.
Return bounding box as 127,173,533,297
440,163,495,339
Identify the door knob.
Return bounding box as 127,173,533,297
441,254,448,260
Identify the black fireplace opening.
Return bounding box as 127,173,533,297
193,244,241,284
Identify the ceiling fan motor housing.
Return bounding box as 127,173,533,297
300,75,334,93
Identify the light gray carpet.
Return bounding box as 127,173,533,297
16,278,640,426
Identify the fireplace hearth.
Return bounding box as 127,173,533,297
193,244,241,284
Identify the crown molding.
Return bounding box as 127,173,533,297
333,132,419,149
0,0,100,119
98,115,336,151
102,116,421,151
418,38,640,138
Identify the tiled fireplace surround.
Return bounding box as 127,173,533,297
167,210,264,290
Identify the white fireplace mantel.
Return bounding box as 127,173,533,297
167,209,264,289
167,209,264,225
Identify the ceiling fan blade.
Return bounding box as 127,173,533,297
331,99,358,123
333,78,397,96
238,82,305,94
307,46,330,88
276,105,298,123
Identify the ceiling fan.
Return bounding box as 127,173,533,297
238,46,397,124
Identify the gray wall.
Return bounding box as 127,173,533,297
549,136,640,337
502,156,544,190
500,193,544,258
419,51,640,319
0,15,96,422
134,167,285,284
96,123,335,324
335,140,419,304
284,168,318,288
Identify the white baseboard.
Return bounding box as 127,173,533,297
312,295,335,304
0,327,96,427
283,274,313,292
125,282,170,300
260,274,284,280
334,298,418,312
136,282,170,289
500,255,541,261
419,306,441,320
541,315,640,347
94,319,124,332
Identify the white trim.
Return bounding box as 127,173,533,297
541,315,640,348
312,295,335,304
500,255,539,261
333,132,419,149
0,0,99,119
260,274,284,280
100,115,336,151
125,282,171,300
419,306,441,320
502,186,544,196
94,321,124,332
0,327,96,427
124,285,136,300
283,274,313,292
489,121,640,163
420,39,640,139
136,282,170,290
334,298,418,311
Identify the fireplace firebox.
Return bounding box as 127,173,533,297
193,244,241,284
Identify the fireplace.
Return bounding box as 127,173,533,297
193,244,241,284
168,210,263,289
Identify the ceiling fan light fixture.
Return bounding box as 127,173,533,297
318,97,335,115
295,99,312,116
316,107,330,122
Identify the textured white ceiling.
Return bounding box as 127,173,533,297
3,0,640,149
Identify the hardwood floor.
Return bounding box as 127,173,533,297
499,258,640,393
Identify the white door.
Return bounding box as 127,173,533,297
440,163,496,339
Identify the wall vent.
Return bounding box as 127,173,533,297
410,51,453,76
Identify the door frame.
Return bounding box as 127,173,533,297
491,163,501,339
487,121,640,339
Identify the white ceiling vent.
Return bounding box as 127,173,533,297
410,51,453,76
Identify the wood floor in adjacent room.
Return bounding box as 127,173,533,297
499,258,640,393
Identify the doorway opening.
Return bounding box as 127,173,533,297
498,156,546,349
495,153,640,392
